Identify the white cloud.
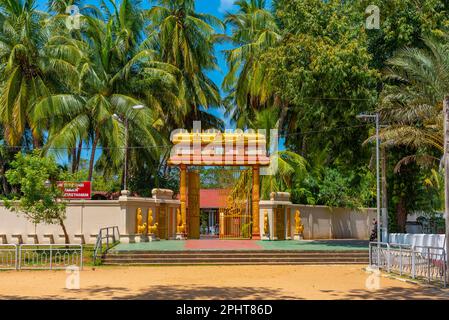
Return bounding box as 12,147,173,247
218,0,235,13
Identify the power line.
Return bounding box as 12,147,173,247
0,123,372,151
279,124,370,138
0,145,172,151
292,97,375,102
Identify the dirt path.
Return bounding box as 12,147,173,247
0,265,447,300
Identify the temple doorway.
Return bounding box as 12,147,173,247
200,209,219,238
184,170,251,240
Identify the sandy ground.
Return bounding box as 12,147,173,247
0,265,448,300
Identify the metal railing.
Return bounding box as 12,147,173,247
93,226,120,264
0,244,18,270
0,244,83,270
369,242,447,287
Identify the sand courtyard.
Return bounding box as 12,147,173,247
0,265,448,300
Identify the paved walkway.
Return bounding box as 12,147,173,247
112,239,369,251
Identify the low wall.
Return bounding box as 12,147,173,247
0,194,180,245
259,201,376,240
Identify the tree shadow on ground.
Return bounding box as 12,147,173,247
324,285,449,300
0,286,130,300
0,285,300,300
117,285,300,300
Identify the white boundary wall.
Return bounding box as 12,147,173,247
260,199,376,240
294,205,376,239
0,195,180,244
0,191,376,244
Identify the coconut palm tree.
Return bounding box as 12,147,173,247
373,34,449,233
146,0,223,129
377,35,448,164
33,2,177,181
229,108,307,200
0,0,81,147
48,0,80,14
223,0,281,127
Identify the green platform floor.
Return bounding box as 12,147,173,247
112,239,369,252
257,240,369,251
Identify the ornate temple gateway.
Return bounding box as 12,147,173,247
168,130,271,240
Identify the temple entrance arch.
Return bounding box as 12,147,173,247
168,130,270,240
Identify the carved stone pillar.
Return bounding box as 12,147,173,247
180,164,187,238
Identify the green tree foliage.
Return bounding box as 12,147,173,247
0,0,80,146
228,108,308,201
146,0,223,129
292,167,376,209
127,165,179,197
265,0,379,166
0,0,223,196
0,0,448,220
377,36,448,158
249,0,378,207
372,34,449,230
35,1,170,182
223,0,281,126
200,168,237,189
386,147,443,232
3,150,70,243
361,0,449,69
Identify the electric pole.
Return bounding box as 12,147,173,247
443,96,449,281
381,145,388,241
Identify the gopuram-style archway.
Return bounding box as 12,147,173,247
168,130,270,240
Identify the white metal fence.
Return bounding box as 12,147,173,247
0,244,18,270
369,242,446,287
0,244,83,270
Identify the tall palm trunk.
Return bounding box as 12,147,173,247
71,147,77,173
0,166,10,195
32,135,41,149
88,132,99,181
75,140,82,172
396,196,407,233
277,99,288,134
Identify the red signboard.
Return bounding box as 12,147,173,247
57,181,91,199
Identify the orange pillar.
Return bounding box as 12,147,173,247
252,165,261,239
188,170,200,239
180,164,187,237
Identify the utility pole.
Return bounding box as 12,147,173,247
375,114,381,247
443,96,449,281
357,113,381,265
123,117,129,192
381,145,388,242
